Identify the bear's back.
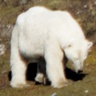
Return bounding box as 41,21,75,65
16,6,85,51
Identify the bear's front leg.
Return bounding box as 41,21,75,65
45,44,68,88
35,57,46,84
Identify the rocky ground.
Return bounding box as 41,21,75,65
0,0,96,96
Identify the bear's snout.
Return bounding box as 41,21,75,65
78,70,83,74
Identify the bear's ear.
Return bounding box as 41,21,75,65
87,41,93,49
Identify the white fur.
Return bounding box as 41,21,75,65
10,6,93,88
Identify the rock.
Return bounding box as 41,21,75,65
51,93,57,96
1,25,13,38
19,0,28,5
85,90,88,93
0,44,6,55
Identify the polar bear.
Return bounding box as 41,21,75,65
10,6,93,88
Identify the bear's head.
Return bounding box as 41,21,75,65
64,39,93,73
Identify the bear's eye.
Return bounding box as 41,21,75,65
68,45,72,47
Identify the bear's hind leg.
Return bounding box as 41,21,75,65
10,51,28,88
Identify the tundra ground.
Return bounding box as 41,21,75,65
0,0,96,96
